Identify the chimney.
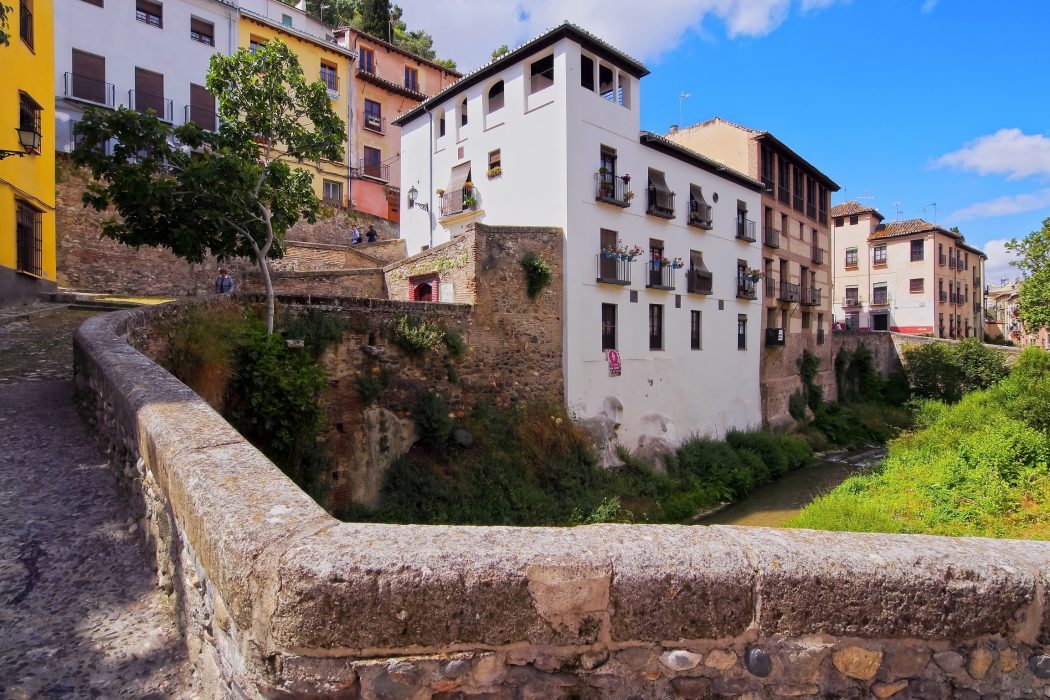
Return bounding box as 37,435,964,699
668,124,679,134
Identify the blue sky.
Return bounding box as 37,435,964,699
399,0,1050,282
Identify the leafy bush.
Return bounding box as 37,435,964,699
788,389,807,421
159,305,255,409
389,315,445,356
520,251,553,298
790,350,1050,539
835,344,882,402
412,390,454,449
356,370,389,405
954,337,1008,393
280,308,347,359
903,338,1007,402
443,327,467,358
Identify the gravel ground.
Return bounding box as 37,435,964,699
0,307,194,698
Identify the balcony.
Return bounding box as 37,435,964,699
736,219,757,242
811,246,825,264
843,296,862,308
646,260,676,290
353,159,390,182
778,185,790,206
687,202,713,229
940,291,949,303
737,278,758,300
594,173,632,208
802,287,821,306
793,193,804,212
761,174,774,192
184,104,216,131
686,269,713,295
596,254,632,286
439,186,480,219
129,90,173,122
362,112,385,134
806,201,816,220
765,327,786,347
818,208,827,226
957,296,967,307
778,282,801,303
64,73,116,108
646,189,675,219
939,253,947,266
949,258,957,269
765,277,777,298
763,226,780,248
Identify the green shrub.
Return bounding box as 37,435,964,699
520,251,553,298
779,434,814,470
159,305,256,409
280,308,347,359
443,328,467,358
883,370,912,406
727,430,790,476
835,344,881,402
412,390,454,449
788,389,807,421
954,337,1008,394
902,342,962,402
356,370,389,405
389,315,445,356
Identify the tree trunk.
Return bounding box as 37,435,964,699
259,255,275,334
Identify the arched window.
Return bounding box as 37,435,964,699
460,97,468,126
487,80,504,113
415,282,433,302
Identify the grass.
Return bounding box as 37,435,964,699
789,348,1050,539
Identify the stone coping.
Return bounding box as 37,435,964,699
74,300,1050,661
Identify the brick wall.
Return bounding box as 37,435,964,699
273,240,406,272
761,334,837,427
240,269,388,299
287,205,399,246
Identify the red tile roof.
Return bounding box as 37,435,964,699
830,201,884,220
866,218,987,257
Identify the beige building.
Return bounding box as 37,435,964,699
665,118,838,426
830,202,985,339
987,281,1048,348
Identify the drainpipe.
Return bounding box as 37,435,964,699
423,103,434,250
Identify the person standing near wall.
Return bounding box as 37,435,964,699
366,225,378,243
215,267,234,294
351,223,362,245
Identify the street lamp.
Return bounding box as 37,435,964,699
0,126,41,160
407,185,428,212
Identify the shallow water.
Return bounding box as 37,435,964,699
700,447,887,527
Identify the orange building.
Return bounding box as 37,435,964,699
333,29,459,222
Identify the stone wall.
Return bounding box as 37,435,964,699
274,240,407,272
761,335,836,428
239,269,388,299
287,204,399,246
73,307,1050,698
383,233,475,304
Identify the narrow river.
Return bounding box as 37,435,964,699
700,447,887,527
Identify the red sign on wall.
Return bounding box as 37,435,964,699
606,349,621,376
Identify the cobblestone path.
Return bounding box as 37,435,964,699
0,307,194,698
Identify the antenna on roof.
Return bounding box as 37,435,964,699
855,189,875,201
679,92,690,128
917,202,938,222
894,202,902,221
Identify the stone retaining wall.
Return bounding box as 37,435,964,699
74,302,1050,699
831,330,1026,382
239,268,388,299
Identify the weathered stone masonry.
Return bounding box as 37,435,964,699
75,297,1050,699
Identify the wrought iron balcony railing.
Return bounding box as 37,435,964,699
737,278,758,299
354,159,390,181
802,287,821,306
647,260,676,290
686,269,713,295
129,90,173,122
439,186,480,218
595,172,632,207
596,253,632,285
736,219,757,242
184,105,216,131
363,112,384,134
764,226,780,248
64,73,115,108
646,189,675,219
778,282,801,303
811,246,825,264
688,202,712,229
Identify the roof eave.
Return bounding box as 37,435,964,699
639,132,764,192
755,132,840,191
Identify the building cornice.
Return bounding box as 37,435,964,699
639,132,765,192
240,10,355,59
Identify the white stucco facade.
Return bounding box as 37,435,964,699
397,25,763,449
54,0,242,153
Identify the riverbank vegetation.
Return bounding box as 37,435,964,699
790,348,1050,539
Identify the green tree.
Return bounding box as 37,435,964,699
292,0,361,26
1006,217,1050,332
0,4,10,46
359,0,392,39
491,44,510,62
71,40,345,334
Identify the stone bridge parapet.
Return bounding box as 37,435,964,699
74,301,1050,698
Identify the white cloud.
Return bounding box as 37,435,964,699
921,0,940,13
935,129,1050,180
982,239,1022,286
946,189,1050,222
396,0,845,72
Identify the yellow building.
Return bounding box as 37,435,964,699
238,10,353,207
1,0,56,305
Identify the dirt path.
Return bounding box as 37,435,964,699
0,307,194,698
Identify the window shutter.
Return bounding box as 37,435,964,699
72,49,106,103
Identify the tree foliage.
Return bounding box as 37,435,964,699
1006,217,1050,332
71,40,345,334
0,4,10,46
902,338,1007,402
491,44,510,62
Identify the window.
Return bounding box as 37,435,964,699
362,146,382,178
281,14,292,27
438,114,446,137
688,250,712,294
849,215,858,226
737,315,748,350
18,93,41,153
405,66,419,92
249,37,265,54
487,80,504,113
190,17,214,46
911,239,924,261
601,304,616,350
322,179,343,205
529,54,554,94
71,49,107,104
834,216,844,227
459,97,468,127
872,283,888,305
845,247,858,268
136,0,162,28
873,245,887,265
188,83,215,130
363,99,382,132
320,61,338,92
690,310,702,350
802,312,811,330
133,67,166,119
793,167,804,212
359,47,375,74
649,304,663,350
778,157,790,205
598,63,614,100
580,54,595,91
16,201,42,276
910,278,924,293
688,185,711,227
488,149,500,173
845,286,859,305
19,0,33,47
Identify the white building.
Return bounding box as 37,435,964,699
53,0,332,153
395,23,764,449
